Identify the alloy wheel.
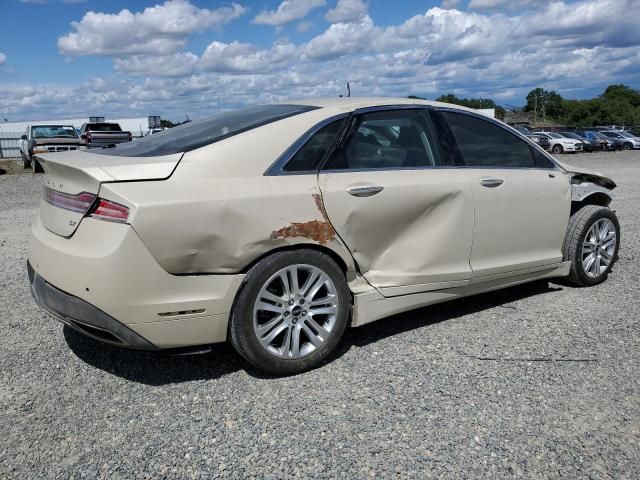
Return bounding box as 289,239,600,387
582,218,616,278
252,264,339,359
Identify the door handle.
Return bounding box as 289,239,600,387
479,177,504,188
346,184,384,197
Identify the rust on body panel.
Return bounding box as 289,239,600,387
270,193,337,245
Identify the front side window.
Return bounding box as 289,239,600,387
283,119,344,172
323,110,441,170
439,111,536,168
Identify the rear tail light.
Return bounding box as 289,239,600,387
89,199,129,222
42,186,129,222
43,186,96,213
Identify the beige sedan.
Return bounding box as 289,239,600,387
28,98,620,374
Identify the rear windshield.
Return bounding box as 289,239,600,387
94,104,319,157
88,123,123,132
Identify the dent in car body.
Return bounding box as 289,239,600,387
108,175,355,275
317,170,475,292
571,181,614,206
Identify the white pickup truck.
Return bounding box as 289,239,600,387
19,124,82,172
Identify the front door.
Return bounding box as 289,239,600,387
432,110,571,280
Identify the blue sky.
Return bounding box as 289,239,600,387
1,0,639,121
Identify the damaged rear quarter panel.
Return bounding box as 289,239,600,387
101,108,357,275
106,175,354,275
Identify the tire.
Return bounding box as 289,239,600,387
562,205,620,287
552,144,563,154
622,142,632,150
229,249,350,375
21,152,31,169
32,159,44,173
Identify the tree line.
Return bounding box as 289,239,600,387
410,84,640,127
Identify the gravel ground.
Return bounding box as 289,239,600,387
1,152,639,479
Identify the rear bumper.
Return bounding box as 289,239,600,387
28,217,245,348
29,261,156,349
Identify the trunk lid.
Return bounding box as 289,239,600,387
38,149,182,237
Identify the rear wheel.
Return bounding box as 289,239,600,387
552,144,563,154
32,159,43,173
563,205,620,286
622,142,632,150
229,249,350,375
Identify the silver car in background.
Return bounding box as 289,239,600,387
601,130,640,150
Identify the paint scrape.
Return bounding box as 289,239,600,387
270,193,336,245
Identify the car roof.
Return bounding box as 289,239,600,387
279,96,480,114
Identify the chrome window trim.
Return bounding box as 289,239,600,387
265,104,560,176
320,106,450,173
264,113,349,176
433,107,560,171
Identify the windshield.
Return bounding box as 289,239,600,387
31,125,78,139
94,104,319,157
592,132,609,140
618,131,634,138
88,123,123,132
547,132,563,139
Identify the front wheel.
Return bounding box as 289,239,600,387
32,159,44,173
552,144,563,154
563,205,620,286
229,249,350,375
21,153,31,169
622,142,632,150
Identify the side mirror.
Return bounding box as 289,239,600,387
21,135,27,140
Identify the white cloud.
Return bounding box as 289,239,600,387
200,40,298,73
114,52,199,77
253,0,326,27
58,0,246,56
325,0,368,23
302,15,379,60
0,53,6,65
4,0,640,121
296,20,314,33
441,0,461,9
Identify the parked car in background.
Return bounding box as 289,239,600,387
80,122,132,148
19,124,82,172
533,131,583,154
512,125,551,150
558,132,596,152
600,130,640,150
28,98,620,375
576,131,616,151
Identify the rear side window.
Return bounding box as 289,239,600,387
94,104,319,157
439,111,536,168
323,110,441,170
283,119,344,172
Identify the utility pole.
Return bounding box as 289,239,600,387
346,82,351,98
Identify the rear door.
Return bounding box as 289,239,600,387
431,109,570,281
318,108,475,296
